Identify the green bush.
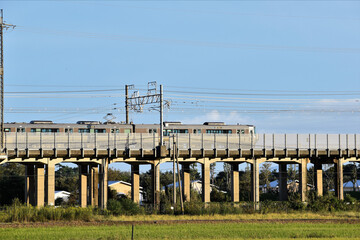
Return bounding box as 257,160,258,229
107,198,143,216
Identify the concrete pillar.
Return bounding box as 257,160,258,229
251,160,259,207
92,166,99,207
182,163,191,202
279,163,288,201
202,160,211,203
335,159,344,200
35,164,45,207
151,162,161,207
314,163,323,196
45,164,55,206
131,163,140,203
79,164,88,208
231,163,240,202
99,159,108,209
89,165,99,207
25,165,35,206
299,159,308,202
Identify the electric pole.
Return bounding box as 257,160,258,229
125,85,129,124
125,82,169,146
0,10,15,150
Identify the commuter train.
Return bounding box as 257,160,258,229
3,121,255,135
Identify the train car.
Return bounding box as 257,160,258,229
134,121,255,135
4,121,133,134
4,121,255,136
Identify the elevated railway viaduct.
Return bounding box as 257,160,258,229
1,133,359,208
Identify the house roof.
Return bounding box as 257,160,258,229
343,180,360,188
108,180,143,189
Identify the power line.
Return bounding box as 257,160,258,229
16,26,360,54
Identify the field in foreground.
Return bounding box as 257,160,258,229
2,221,360,240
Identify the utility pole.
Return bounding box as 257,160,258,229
160,85,163,146
0,10,15,150
173,134,176,208
125,85,129,124
125,82,169,146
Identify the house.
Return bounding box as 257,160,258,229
260,180,312,193
108,180,144,203
163,180,225,194
343,180,360,192
55,190,71,203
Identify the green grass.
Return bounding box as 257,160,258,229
2,222,360,240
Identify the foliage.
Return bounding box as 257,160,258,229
0,163,25,205
2,199,95,222
107,198,143,216
107,168,131,183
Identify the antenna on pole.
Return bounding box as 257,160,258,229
0,9,16,150
125,82,170,146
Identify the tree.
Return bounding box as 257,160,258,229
260,162,272,193
223,163,232,192
55,165,78,193
108,168,131,182
239,163,252,201
0,163,25,205
210,163,216,184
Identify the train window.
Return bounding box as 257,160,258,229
193,129,196,134
95,129,106,133
4,128,11,132
17,128,25,132
41,128,59,133
206,130,232,134
149,129,157,134
124,129,131,134
31,128,41,132
173,129,188,134
78,129,90,133
65,129,73,133
237,130,245,134
242,130,245,134
111,129,120,133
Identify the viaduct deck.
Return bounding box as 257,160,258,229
0,133,359,209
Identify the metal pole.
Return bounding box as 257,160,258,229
0,10,4,150
176,138,184,215
173,135,176,207
125,85,129,124
160,85,163,146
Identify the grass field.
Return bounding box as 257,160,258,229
2,221,360,240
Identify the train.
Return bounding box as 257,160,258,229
3,121,256,135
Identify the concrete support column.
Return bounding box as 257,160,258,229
151,162,161,207
131,163,140,203
251,160,260,207
92,166,99,207
45,164,55,206
279,163,288,201
335,159,344,200
35,164,45,207
181,163,191,202
99,159,108,209
79,164,88,208
314,163,323,196
25,165,35,206
88,165,99,207
299,159,308,202
202,160,211,203
231,163,240,202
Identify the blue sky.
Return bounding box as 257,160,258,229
1,1,360,174
1,1,360,134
